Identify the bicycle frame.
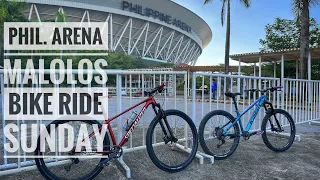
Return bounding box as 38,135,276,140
87,96,159,154
223,95,267,136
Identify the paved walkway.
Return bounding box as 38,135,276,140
2,123,320,180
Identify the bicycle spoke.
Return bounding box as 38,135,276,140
261,109,295,152
146,110,198,172
199,111,240,160
35,120,109,180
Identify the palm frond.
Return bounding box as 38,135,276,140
221,0,226,26
292,0,319,17
309,0,320,5
240,0,251,8
292,0,302,17
204,0,212,4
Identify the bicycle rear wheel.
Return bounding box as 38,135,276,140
35,119,110,180
146,109,198,172
261,109,296,152
199,110,240,160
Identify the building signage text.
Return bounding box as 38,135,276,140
122,1,191,33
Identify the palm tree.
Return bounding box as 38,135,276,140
204,0,251,76
292,0,319,79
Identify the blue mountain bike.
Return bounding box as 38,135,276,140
199,86,296,160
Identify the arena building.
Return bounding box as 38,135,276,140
23,0,212,65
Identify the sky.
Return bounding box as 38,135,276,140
173,0,320,66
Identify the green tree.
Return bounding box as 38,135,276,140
55,9,66,22
259,17,320,79
104,52,174,70
204,0,251,76
292,0,319,79
260,18,320,51
0,0,27,63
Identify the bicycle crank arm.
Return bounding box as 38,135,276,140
250,130,264,136
226,134,241,138
99,153,117,167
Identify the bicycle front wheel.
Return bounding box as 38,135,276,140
261,109,296,152
199,110,240,160
146,109,198,172
35,119,110,180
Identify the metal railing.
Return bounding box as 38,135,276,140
1,69,320,177
0,69,208,178
283,78,320,124
191,72,281,131
191,72,320,130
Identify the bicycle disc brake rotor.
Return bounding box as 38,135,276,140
215,127,224,140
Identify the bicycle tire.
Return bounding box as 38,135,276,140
261,109,296,152
35,119,110,180
146,109,198,172
199,110,240,160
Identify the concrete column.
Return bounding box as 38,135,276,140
125,75,127,93
259,57,262,92
187,69,190,96
308,52,312,106
281,54,285,110
281,54,285,83
253,63,256,77
237,58,241,92
238,58,241,75
296,60,299,79
259,57,262,78
274,61,277,78
308,52,311,80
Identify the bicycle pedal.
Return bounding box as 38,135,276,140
73,158,79,164
99,154,115,167
64,165,71,171
255,130,264,135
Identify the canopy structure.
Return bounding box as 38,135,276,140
172,65,242,72
230,46,320,80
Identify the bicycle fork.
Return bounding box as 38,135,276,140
152,104,178,144
263,102,283,132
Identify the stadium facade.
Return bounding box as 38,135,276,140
24,0,212,65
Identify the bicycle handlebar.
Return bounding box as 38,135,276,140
244,86,283,93
144,83,165,96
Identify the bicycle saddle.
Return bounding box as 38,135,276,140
225,92,241,98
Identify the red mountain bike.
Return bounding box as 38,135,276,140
35,83,198,180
